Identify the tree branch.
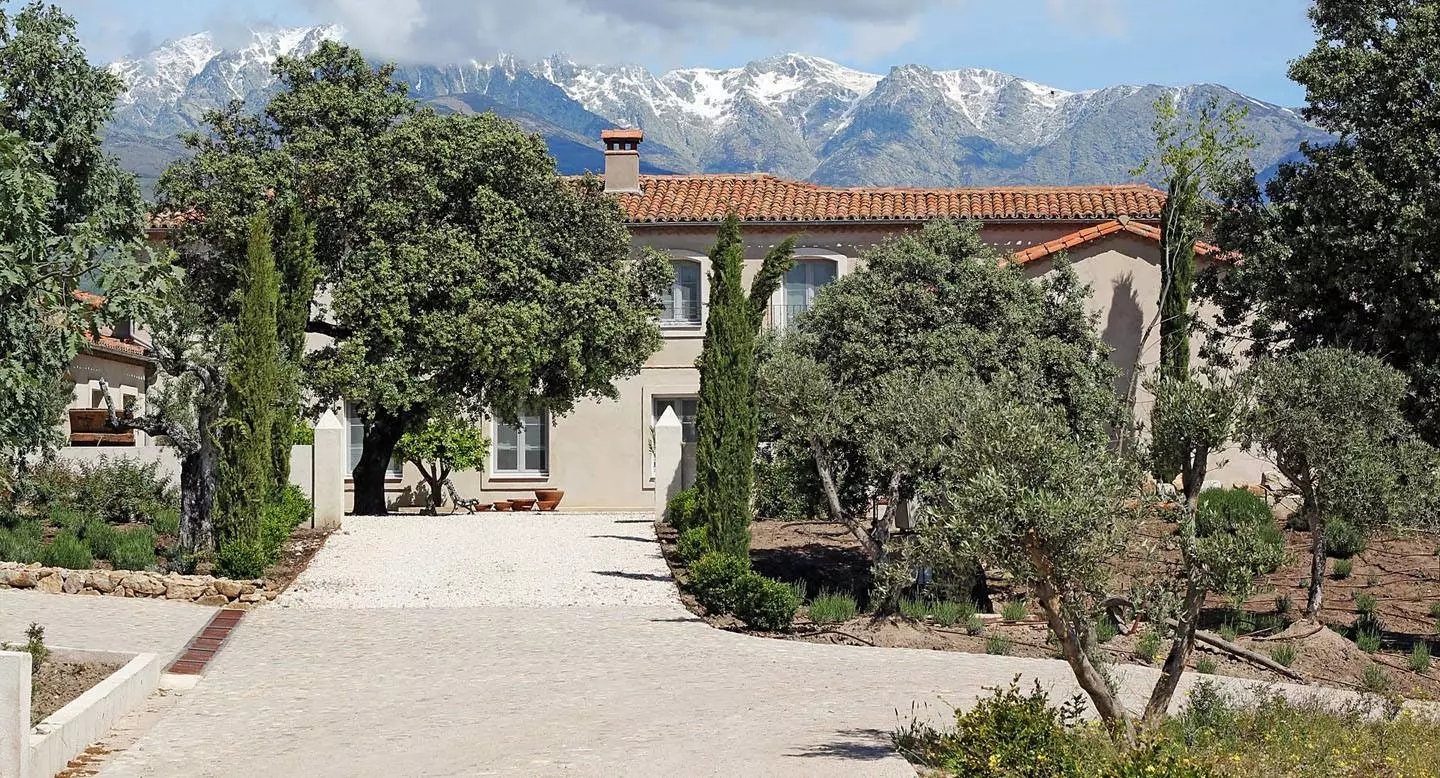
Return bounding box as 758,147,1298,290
306,319,352,340
96,378,199,454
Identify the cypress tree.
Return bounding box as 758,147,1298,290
694,215,758,556
216,215,280,543
270,202,319,493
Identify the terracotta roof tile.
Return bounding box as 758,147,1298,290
613,175,1167,224
1011,219,1222,264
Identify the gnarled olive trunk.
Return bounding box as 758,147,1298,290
179,401,221,553
1143,578,1206,727
1306,510,1327,618
353,411,405,516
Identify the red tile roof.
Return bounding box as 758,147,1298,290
69,291,152,359
147,209,203,230
613,175,1167,224
1011,218,1221,265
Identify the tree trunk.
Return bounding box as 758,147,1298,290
809,438,884,561
1306,509,1327,618
179,403,221,554
353,411,404,516
1143,579,1206,728
1029,543,1137,745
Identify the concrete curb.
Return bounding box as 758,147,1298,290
28,647,160,778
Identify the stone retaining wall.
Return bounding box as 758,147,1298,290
0,563,277,607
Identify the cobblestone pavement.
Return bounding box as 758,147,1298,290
0,588,214,659
84,514,1324,777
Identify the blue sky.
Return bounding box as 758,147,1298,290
57,0,1316,105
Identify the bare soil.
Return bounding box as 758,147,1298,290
31,660,120,726
266,527,331,593
665,517,1440,699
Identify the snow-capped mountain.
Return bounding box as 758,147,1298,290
102,25,1328,195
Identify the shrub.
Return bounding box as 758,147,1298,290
215,538,272,579
1197,488,1274,536
0,522,42,563
676,525,710,564
1196,656,1218,674
752,444,822,522
1354,592,1378,616
4,623,51,671
46,505,91,533
688,552,751,614
892,678,1083,777
1275,594,1292,616
1270,643,1297,667
1361,663,1390,693
1355,626,1383,653
964,615,986,636
71,457,176,524
788,579,807,602
1409,642,1432,674
82,519,119,561
1332,558,1353,579
985,635,1013,655
1325,518,1368,559
1000,600,1028,622
733,573,800,631
931,600,974,628
1430,602,1440,620
1094,617,1118,644
1135,629,1163,663
807,590,858,624
151,508,180,537
1218,623,1240,643
40,531,92,569
261,485,309,550
664,488,701,531
109,527,158,571
897,597,929,620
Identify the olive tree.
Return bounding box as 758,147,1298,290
757,220,1118,567
1240,348,1437,618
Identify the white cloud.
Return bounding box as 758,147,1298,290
300,0,958,66
1044,0,1128,37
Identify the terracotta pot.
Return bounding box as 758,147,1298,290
534,488,565,504
473,503,493,512
510,498,537,511
537,499,561,512
493,501,513,511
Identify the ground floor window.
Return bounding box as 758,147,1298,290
494,410,549,475
346,406,403,478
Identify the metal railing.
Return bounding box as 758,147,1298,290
660,299,703,326
768,303,813,330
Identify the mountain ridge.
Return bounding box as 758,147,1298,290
103,25,1330,197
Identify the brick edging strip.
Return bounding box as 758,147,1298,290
166,608,246,675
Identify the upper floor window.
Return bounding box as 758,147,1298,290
494,410,550,476
661,260,702,326
776,259,838,329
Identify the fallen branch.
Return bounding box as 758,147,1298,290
802,628,876,647
1253,623,1325,642
1168,618,1305,682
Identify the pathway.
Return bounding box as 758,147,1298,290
24,514,1295,777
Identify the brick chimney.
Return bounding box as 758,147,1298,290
601,128,643,193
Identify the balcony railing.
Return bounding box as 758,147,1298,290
660,299,703,327
768,303,813,331
68,408,135,446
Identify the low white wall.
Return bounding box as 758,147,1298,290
27,648,160,778
0,651,29,778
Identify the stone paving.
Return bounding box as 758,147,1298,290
0,588,215,659
4,513,1330,777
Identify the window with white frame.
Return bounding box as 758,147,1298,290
346,407,404,478
494,410,550,475
660,260,702,325
778,258,838,328
651,397,697,477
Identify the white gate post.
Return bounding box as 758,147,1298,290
654,406,684,521
313,409,346,528
0,650,31,778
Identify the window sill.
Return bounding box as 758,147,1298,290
345,478,405,485
488,474,550,483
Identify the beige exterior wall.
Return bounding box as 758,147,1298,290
63,351,156,447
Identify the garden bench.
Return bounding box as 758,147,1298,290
442,478,484,514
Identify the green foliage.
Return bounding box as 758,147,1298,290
1196,488,1272,537
1239,348,1431,615
1095,618,1118,644
259,485,309,551
965,615,986,636
270,202,320,491
1195,657,1218,675
897,597,929,620
1217,623,1239,643
1135,630,1163,664
688,552,751,615
0,521,41,562
394,407,489,512
9,623,50,672
1324,518,1368,559
108,527,157,571
39,530,90,569
807,590,859,625
151,509,180,537
1430,602,1440,620
1000,600,1029,621
0,3,174,487
215,538,272,580
1409,642,1431,674
695,215,761,556
1355,626,1382,654
1270,644,1297,668
216,215,279,547
1275,594,1291,617
1361,664,1390,693
23,457,177,525
986,635,1014,656
81,518,117,561
758,220,1119,561
932,600,974,628
893,679,1086,777
1332,559,1352,579
1354,592,1378,617
732,573,800,631
676,525,710,564
752,441,822,522
664,488,700,532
